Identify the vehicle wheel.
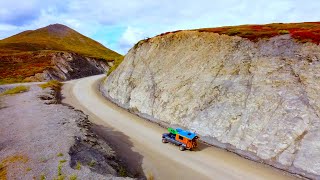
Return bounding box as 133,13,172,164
162,138,167,143
179,146,185,151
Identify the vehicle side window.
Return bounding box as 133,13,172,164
179,135,183,140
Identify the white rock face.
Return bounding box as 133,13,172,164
101,31,320,178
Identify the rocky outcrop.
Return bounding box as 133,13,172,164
25,52,112,82
101,31,320,179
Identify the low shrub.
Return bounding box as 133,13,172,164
119,166,127,177
1,85,30,95
26,167,32,171
75,162,81,170
278,30,290,34
59,159,67,164
40,173,46,180
88,160,96,167
39,80,62,91
69,174,77,180
107,56,124,76
226,29,240,36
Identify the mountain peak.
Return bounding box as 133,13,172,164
42,24,74,36
0,24,122,60
46,23,70,29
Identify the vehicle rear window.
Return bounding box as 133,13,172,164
179,136,183,140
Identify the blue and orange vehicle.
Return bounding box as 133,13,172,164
162,127,199,151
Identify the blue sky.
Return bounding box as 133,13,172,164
0,0,320,54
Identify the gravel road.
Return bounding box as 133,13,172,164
62,75,300,180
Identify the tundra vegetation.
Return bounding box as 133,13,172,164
0,24,123,84
136,22,320,46
39,80,62,91
107,56,124,76
1,85,30,95
195,22,320,44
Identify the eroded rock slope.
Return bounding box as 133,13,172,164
25,52,112,82
101,31,320,178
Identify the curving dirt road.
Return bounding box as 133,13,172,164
62,75,298,180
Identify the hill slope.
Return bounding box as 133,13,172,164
0,24,123,84
101,22,320,179
0,24,121,60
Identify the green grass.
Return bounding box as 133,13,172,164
119,166,127,177
59,159,67,164
40,173,46,180
57,162,63,176
278,30,290,34
1,85,30,95
75,162,81,170
55,161,65,180
107,56,124,76
39,80,62,91
88,160,96,167
69,174,77,180
54,175,65,180
57,153,64,157
0,77,28,85
26,167,32,172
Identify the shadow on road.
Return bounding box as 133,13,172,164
191,142,209,152
92,124,146,179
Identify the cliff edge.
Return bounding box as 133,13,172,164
101,23,320,178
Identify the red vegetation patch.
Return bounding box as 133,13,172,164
158,22,320,45
197,22,320,44
0,52,53,84
291,30,320,44
157,30,183,37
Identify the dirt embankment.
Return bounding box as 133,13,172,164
0,83,135,179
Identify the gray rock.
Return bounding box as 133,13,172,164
25,52,110,82
101,31,320,178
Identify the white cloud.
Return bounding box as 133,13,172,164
116,26,146,53
120,27,144,45
1,0,320,53
0,24,17,31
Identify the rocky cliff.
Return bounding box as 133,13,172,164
101,30,320,178
24,52,112,82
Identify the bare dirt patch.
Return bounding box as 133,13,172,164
0,84,132,179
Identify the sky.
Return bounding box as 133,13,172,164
0,0,319,54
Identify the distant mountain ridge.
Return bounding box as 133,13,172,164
0,24,123,84
0,24,121,60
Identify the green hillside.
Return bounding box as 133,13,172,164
0,24,123,84
0,24,122,60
